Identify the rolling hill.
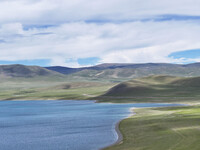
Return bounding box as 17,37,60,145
97,75,200,103
1,64,200,102
0,64,114,100
0,64,63,78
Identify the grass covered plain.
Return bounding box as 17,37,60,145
1,75,200,104
104,105,200,150
0,77,115,100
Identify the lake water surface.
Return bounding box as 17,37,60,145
0,100,180,150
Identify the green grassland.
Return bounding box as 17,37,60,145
0,77,115,100
104,105,200,150
1,75,200,103
97,75,200,103
1,64,200,103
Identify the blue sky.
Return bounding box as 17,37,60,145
169,49,200,64
0,59,51,67
169,49,200,59
0,0,200,67
0,58,100,66
77,57,100,66
0,51,198,67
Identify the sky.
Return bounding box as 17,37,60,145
0,0,200,67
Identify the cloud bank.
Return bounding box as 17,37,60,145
0,0,200,67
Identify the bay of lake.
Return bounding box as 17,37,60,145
0,100,180,150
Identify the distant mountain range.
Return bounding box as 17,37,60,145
1,63,200,79
46,63,200,79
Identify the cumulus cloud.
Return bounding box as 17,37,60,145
0,0,200,66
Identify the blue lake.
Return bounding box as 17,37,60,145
0,100,181,150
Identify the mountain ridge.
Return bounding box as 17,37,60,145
47,62,200,80
1,62,200,80
0,64,63,78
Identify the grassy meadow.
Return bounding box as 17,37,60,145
1,75,200,104
0,77,115,100
104,105,200,150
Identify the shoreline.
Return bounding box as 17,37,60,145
2,99,196,106
101,103,186,150
100,107,135,150
99,121,123,150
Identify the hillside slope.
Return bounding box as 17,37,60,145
0,64,63,78
98,75,200,103
46,63,200,80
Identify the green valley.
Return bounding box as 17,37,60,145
1,63,200,150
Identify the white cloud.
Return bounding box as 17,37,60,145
0,0,200,24
0,1,200,66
